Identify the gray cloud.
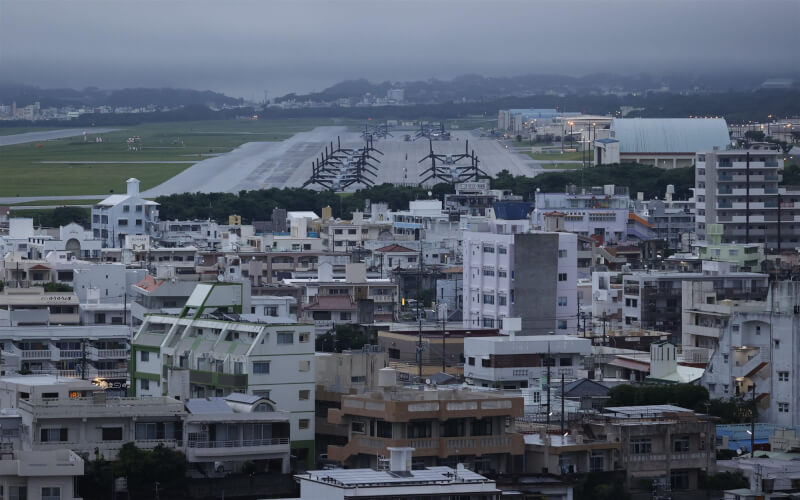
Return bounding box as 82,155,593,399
1,0,798,98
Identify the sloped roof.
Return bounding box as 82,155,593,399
304,295,356,311
375,244,416,253
185,397,233,414
134,275,164,293
612,118,730,153
563,378,610,398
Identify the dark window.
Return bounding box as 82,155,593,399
102,427,124,441
388,348,400,359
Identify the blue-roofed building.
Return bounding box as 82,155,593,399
595,118,731,168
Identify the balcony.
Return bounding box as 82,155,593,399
91,348,129,359
22,350,52,360
327,433,524,462
185,437,290,461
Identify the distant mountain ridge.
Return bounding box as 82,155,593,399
0,82,243,108
276,72,796,103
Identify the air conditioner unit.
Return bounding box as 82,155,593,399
201,424,209,432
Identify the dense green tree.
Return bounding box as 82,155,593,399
43,282,73,292
744,130,766,142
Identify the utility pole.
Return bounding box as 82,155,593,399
602,313,607,346
746,151,751,244
777,192,782,256
560,374,565,435
440,303,447,373
546,343,551,427
416,244,423,380
751,382,756,457
81,338,87,380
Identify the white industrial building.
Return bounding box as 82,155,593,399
595,118,731,168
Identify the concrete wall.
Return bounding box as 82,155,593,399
515,233,558,335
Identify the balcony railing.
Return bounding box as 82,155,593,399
187,438,289,449
95,349,129,358
22,350,51,360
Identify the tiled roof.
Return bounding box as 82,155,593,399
375,244,416,253
304,295,356,311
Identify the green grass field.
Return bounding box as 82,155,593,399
529,150,594,161
0,118,330,197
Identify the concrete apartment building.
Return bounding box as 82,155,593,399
0,324,130,384
696,146,800,250
701,281,800,426
463,222,578,334
464,335,592,389
91,178,159,248
130,282,316,464
0,377,292,477
325,375,525,473
532,185,631,245
621,261,769,336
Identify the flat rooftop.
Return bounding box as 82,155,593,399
300,466,492,488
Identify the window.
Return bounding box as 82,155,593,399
388,348,400,359
481,358,491,368
498,295,507,306
277,332,294,344
779,371,789,382
590,450,604,472
483,294,494,305
298,419,310,430
723,384,729,394
630,438,651,454
558,273,568,281
557,320,567,330
558,249,567,258
559,357,573,367
299,360,311,372
252,390,271,400
482,268,495,277
40,428,68,442
498,246,507,254
673,435,690,452
775,340,781,349
498,270,507,278
468,357,475,366
482,317,495,327
299,332,309,343
299,390,310,400
140,351,150,362
558,296,568,306
10,486,28,500
482,245,495,253
722,354,729,364
671,470,690,490
779,402,790,413
102,427,123,441
252,361,270,374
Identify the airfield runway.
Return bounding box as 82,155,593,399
0,128,119,146
0,125,548,204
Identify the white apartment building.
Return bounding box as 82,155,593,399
464,334,592,389
0,377,291,477
532,185,631,244
91,178,159,247
462,223,578,335
696,146,800,250
130,282,316,462
701,281,800,426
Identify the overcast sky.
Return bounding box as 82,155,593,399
2,0,798,98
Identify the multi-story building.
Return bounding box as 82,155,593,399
701,281,800,426
637,197,696,250
290,448,504,500
91,178,159,248
0,324,130,385
325,376,525,473
621,261,769,337
464,335,592,389
463,223,577,334
532,185,630,245
534,404,717,499
0,377,292,476
696,146,800,250
0,410,84,500
130,281,316,465
694,224,765,272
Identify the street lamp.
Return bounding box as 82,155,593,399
568,121,574,149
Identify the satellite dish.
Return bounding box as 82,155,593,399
217,274,225,282
736,448,743,455
425,378,431,385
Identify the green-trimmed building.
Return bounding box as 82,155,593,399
130,282,316,467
